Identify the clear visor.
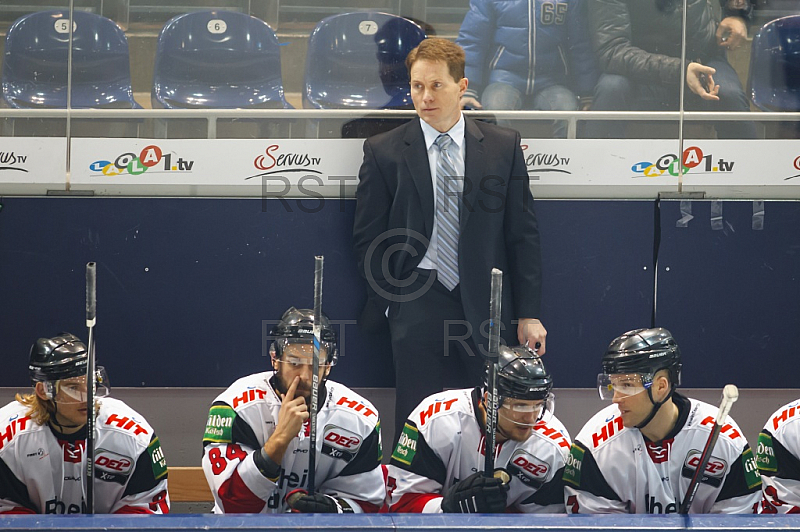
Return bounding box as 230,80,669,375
597,373,651,400
275,341,332,367
498,393,553,428
51,367,110,404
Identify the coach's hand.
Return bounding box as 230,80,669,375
441,472,508,513
518,319,547,355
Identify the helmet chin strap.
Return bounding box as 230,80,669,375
635,385,676,430
48,401,84,432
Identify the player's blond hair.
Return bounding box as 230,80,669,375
15,391,54,425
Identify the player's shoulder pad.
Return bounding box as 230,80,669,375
575,403,632,451
764,399,800,435
326,381,380,426
97,397,156,442
686,398,747,446
215,372,273,413
410,388,471,432
0,401,40,451
531,414,572,454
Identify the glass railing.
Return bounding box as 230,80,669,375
1,0,798,198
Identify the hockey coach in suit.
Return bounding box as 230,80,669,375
353,37,547,436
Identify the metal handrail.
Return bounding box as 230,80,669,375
1,108,799,120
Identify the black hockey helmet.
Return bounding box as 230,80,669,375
489,344,553,402
599,328,681,429
29,333,88,383
269,307,338,365
601,327,681,386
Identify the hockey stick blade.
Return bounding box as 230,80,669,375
484,268,502,477
679,384,739,514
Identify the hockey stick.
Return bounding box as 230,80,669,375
679,384,739,514
484,268,502,478
85,262,97,514
308,255,324,496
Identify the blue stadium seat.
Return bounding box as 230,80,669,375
303,12,426,109
1,10,141,109
152,10,292,109
748,14,800,111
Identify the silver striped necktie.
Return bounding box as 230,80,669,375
434,133,461,291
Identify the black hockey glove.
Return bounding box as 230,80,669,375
441,471,508,513
285,490,355,513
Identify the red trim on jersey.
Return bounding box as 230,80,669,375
114,505,155,514
390,492,442,513
219,469,267,513
0,507,36,514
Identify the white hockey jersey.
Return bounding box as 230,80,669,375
0,397,169,514
201,371,385,513
563,393,762,514
386,387,571,513
756,398,800,513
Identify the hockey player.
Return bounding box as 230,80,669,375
756,398,800,513
201,307,385,513
0,333,169,514
386,345,570,513
563,328,762,514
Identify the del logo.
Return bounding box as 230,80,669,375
0,151,29,173
321,425,361,462
507,449,548,487
680,450,727,487
632,146,735,178
521,145,572,177
94,449,133,473
249,144,323,178
89,145,194,176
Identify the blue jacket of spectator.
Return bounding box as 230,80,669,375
457,0,599,101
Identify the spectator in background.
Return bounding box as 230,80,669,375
585,0,757,139
457,0,599,138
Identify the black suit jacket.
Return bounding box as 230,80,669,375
352,116,542,351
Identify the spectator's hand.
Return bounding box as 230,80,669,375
460,96,483,110
717,16,747,50
441,472,508,513
579,96,593,111
518,319,547,355
687,62,720,101
274,376,309,442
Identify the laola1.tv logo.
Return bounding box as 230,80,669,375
89,145,194,176
632,146,734,177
